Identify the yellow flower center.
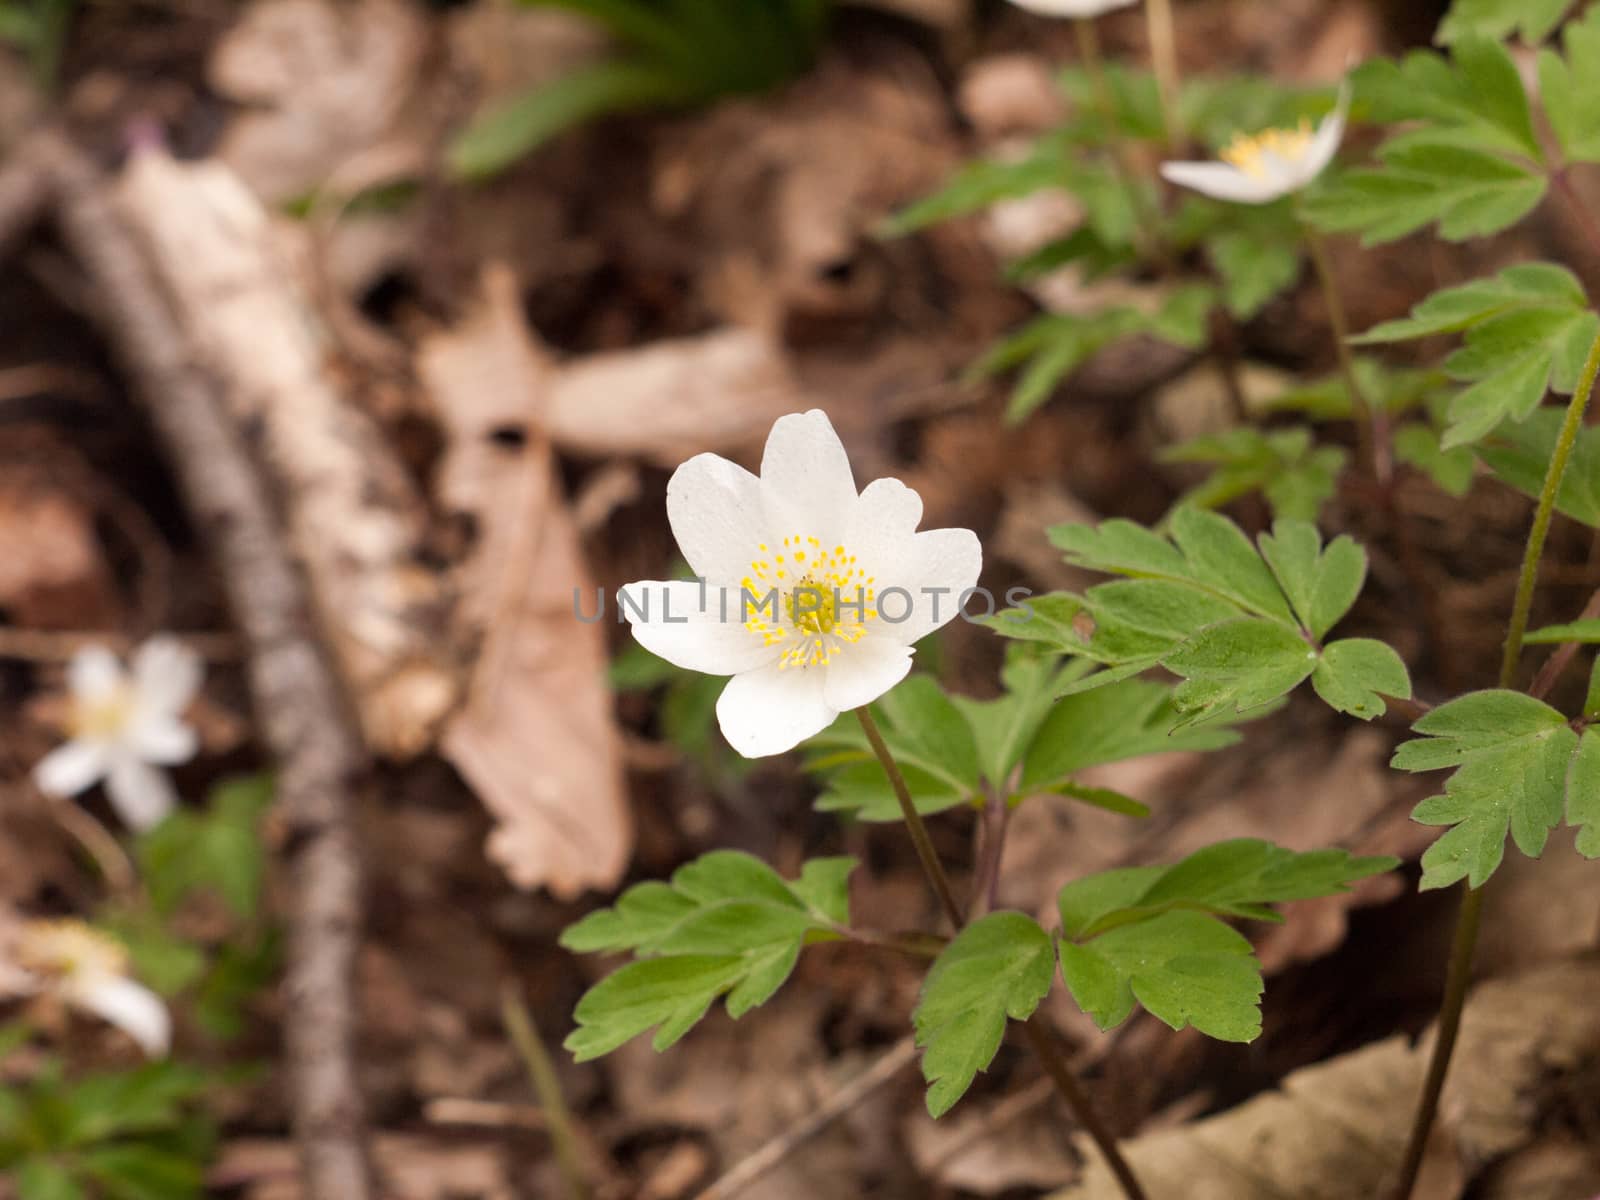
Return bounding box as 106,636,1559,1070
16,919,127,984
68,686,136,741
1220,119,1314,179
741,533,877,669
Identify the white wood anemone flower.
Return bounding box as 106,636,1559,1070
9,919,171,1058
1160,85,1351,204
33,637,202,831
619,410,982,758
1004,0,1139,17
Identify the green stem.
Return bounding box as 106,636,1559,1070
1391,324,1600,1200
1301,217,1386,483
502,983,588,1200
855,706,1147,1200
1499,328,1600,686
856,706,963,930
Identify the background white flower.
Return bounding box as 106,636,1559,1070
10,919,171,1058
34,637,202,831
620,410,981,758
1004,0,1139,17
1160,85,1350,203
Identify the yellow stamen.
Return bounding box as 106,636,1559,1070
1220,118,1313,179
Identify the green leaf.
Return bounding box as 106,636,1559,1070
1567,728,1600,856
952,649,1071,791
806,676,979,820
1393,690,1579,888
1057,839,1397,939
562,852,854,1058
1207,228,1302,320
1438,0,1572,44
17,1161,87,1200
1395,423,1476,496
1524,618,1600,643
1017,675,1250,792
1537,9,1600,164
448,61,700,179
1354,264,1598,448
1163,427,1345,523
913,912,1054,1117
1058,912,1262,1040
135,776,272,920
1479,408,1600,526
80,1144,204,1200
1163,618,1318,719
881,149,1072,237
1257,519,1367,640
1311,638,1413,719
1307,144,1545,246
1349,39,1541,159
96,910,206,998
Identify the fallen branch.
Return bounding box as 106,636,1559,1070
34,131,375,1200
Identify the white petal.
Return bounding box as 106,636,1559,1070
760,410,858,549
127,717,199,765
666,451,770,586
131,636,203,715
1159,161,1285,204
1296,82,1351,188
873,527,984,644
105,756,177,831
715,661,837,758
618,581,782,676
33,740,109,797
68,645,125,702
847,477,925,570
1006,0,1137,13
823,639,914,712
70,975,171,1057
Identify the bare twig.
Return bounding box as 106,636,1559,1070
33,131,375,1200
693,1037,920,1200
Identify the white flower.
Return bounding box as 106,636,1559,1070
1005,0,1138,17
33,637,202,831
1160,85,1350,204
10,919,171,1058
619,410,981,758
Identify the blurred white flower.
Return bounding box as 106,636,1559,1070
1005,0,1139,17
12,919,171,1058
34,637,202,831
619,410,981,758
1160,85,1350,204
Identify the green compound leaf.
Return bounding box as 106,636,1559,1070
1354,264,1598,449
1393,691,1579,889
1480,408,1600,527
1395,423,1476,496
1524,618,1600,643
1059,913,1261,1041
992,510,1410,722
913,912,1054,1117
562,852,854,1059
1162,427,1346,523
805,675,981,820
1438,0,1573,44
1304,39,1545,245
1538,8,1600,165
135,774,273,920
1566,729,1600,857
1206,227,1302,321
1312,638,1414,720
1056,841,1395,1040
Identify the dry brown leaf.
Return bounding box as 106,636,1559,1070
546,328,807,466
0,470,119,630
417,265,631,898
1054,959,1600,1200
209,0,427,204
219,1135,516,1200
905,1083,1079,1194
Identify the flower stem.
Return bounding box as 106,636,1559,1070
1023,1017,1149,1200
855,706,1147,1200
1499,327,1600,688
856,706,963,929
1073,16,1170,271
1301,217,1386,484
1391,324,1600,1200
502,982,588,1200
1142,0,1181,146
